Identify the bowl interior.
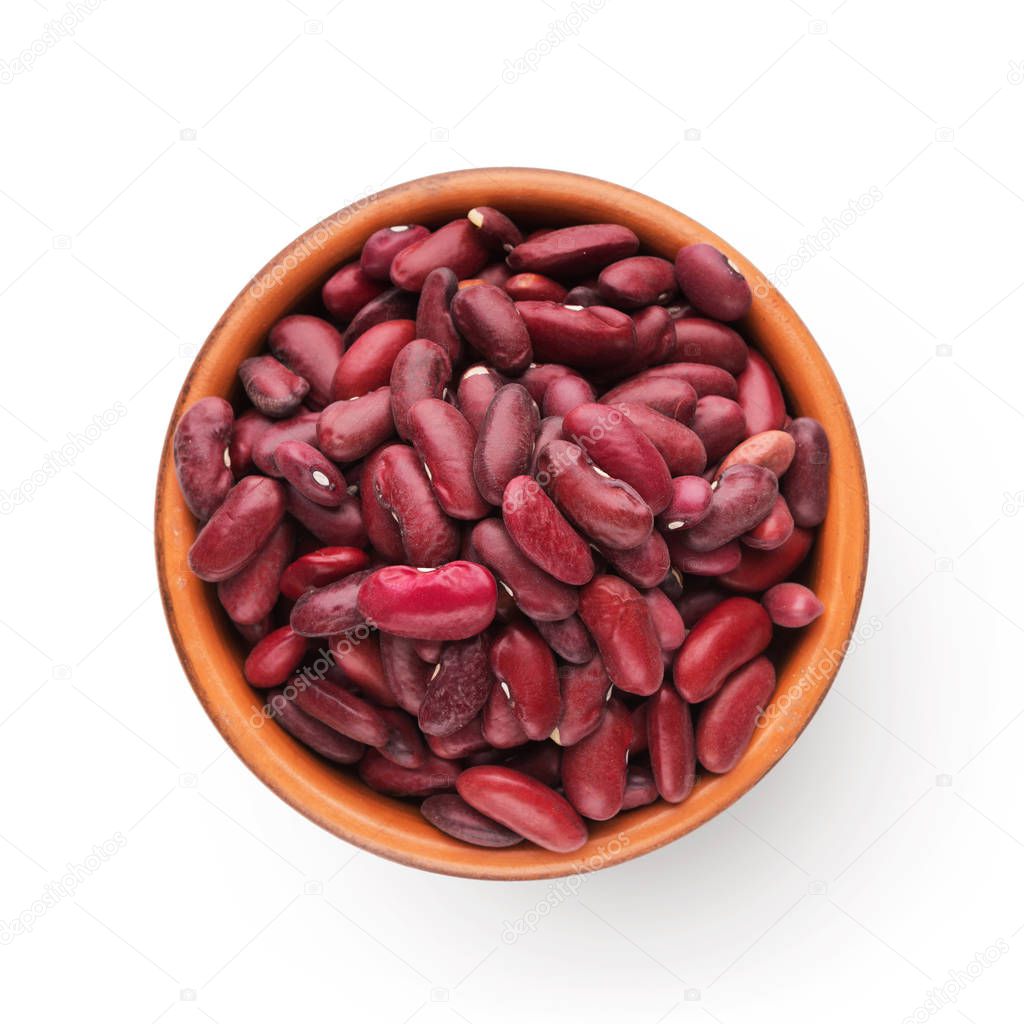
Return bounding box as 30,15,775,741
155,168,868,880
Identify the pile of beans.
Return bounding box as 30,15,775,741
174,210,830,854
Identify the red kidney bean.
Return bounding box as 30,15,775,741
379,633,432,714
503,743,562,787
290,568,373,637
413,639,443,663
252,411,320,476
286,488,366,547
641,362,739,400
668,534,742,576
266,687,365,763
783,417,830,527
622,764,659,810
331,319,416,400
598,256,677,309
390,218,489,291
372,444,459,565
426,716,489,759
743,494,794,551
642,588,686,652
328,633,396,708
673,596,772,703
659,565,685,602
218,520,294,624
676,585,727,627
456,766,588,853
318,388,396,464
601,530,670,589
665,302,697,319
239,355,309,418
294,675,389,746
229,409,271,478
505,273,567,303
418,634,493,737
682,464,779,552
563,403,673,514
690,395,747,463
718,429,796,480
274,440,346,507
244,626,309,687
490,622,561,741
357,561,497,640
541,373,595,418
482,682,530,748
736,349,786,436
342,286,418,346
670,319,749,375
647,687,696,803
762,582,823,627
630,305,676,369
421,793,524,847
519,363,573,405
502,475,595,586
456,364,504,433
538,441,652,551
696,656,775,772
415,267,463,365
359,748,460,796
451,283,533,375
562,698,632,820
629,703,649,754
674,243,752,322
236,617,272,645
376,706,427,768
470,518,578,621
601,369,699,415
564,283,603,307
478,262,512,288
360,448,405,560
657,476,714,531
322,262,387,323
188,476,286,581
467,206,523,251
267,315,343,408
508,223,640,278
174,397,234,520
529,415,565,475
517,301,637,371
535,614,595,665
613,402,707,476
555,655,611,746
718,526,813,593
473,384,539,506
578,575,662,696
407,399,488,520
361,225,431,281
389,339,451,440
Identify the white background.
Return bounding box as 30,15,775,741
2,0,1023,1020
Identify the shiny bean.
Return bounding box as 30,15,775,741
389,339,451,440
783,417,830,527
418,634,493,737
188,476,286,581
482,682,530,749
647,687,696,803
331,319,416,400
657,475,714,531
244,626,309,687
742,494,794,551
516,301,637,371
173,397,234,520
252,411,320,476
690,395,748,462
239,355,309,417
390,218,489,291
218,520,294,624
505,273,567,303
490,622,561,741
361,225,431,281
598,256,677,309
266,687,366,763
696,656,775,773
613,402,707,476
676,586,727,628
682,464,779,552
562,698,632,820
762,582,824,628
451,283,532,374
285,488,366,547
674,243,752,322
359,748,460,796
290,568,373,637
274,440,346,507
641,588,686,652
718,526,813,593
600,530,670,589
342,286,418,346
736,349,786,435
621,764,659,810
473,384,539,506
535,614,595,665
415,267,463,364
554,655,611,746
228,409,271,478
600,376,698,421
670,319,749,375
328,633,396,708
322,262,387,323
357,561,497,640
667,534,742,576
673,596,772,703
267,314,344,408
421,794,524,847
456,766,588,853
467,206,523,251
578,575,662,696
507,223,639,277
718,429,796,479
293,676,389,745
456,364,504,433
317,387,396,463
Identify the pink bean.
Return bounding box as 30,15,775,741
389,339,452,440
690,395,748,463
285,488,366,547
473,384,539,506
783,417,830,528
681,464,779,552
647,687,696,803
415,267,463,365
322,262,387,323
762,582,824,628
535,614,595,665
451,283,533,374
562,698,632,820
317,387,396,463
331,319,416,400
267,315,344,408
505,273,567,303
290,568,373,637
244,626,309,687
418,634,493,736
641,588,686,652
657,476,714,531
600,375,699,420
507,223,640,277
342,286,418,346
718,526,813,593
490,621,561,741
390,218,489,291
379,633,432,715
600,530,670,589
359,749,460,796
266,687,365,764
456,364,505,433
736,349,786,435
674,243,752,322
218,520,294,624
238,355,309,418
173,397,234,520
670,319,749,375
516,301,637,371
252,411,320,476
421,794,524,847
274,440,346,507
555,655,611,746
467,206,523,251
742,494,794,551
613,402,707,476
598,256,677,309
361,224,430,281
696,656,776,773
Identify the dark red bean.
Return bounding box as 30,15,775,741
236,617,272,645
390,218,489,291
342,287,418,346
578,575,662,696
285,488,366,547
294,676,389,746
742,494,794,551
490,622,561,741
667,533,742,576
359,447,404,561
598,256,677,309
218,520,294,624
317,388,396,463
600,531,670,589
622,764,659,810
421,794,524,847
535,614,595,665
564,283,603,307
361,224,430,281
467,206,523,251
657,476,713,531
451,283,533,375
630,305,676,369
762,582,824,627
613,402,707,476
229,409,271,478
505,273,567,303
418,634,493,737
473,384,539,506
252,411,320,476
676,586,727,627
327,633,396,708
690,395,748,462
359,748,460,796
266,687,365,764
540,373,595,418
244,626,309,687
478,262,512,288
456,766,588,853
322,262,387,323
239,355,309,418
331,319,416,400
630,703,649,754
696,656,776,772
508,224,639,278
425,717,489,759
517,301,637,371
379,633,432,715
641,588,686,652
736,349,786,436
267,315,344,408
456,364,504,433
783,417,830,528
482,682,530,749
376,706,427,768
555,655,611,746
415,267,463,365
357,561,497,640
674,243,752,322
503,743,562,787
274,440,346,507
718,526,813,593
188,476,286,582
601,375,700,420
290,568,373,637
529,415,565,475
647,687,696,803
562,698,632,820
673,597,772,703
639,362,738,400
173,397,234,520
389,339,451,441
670,319,749,375
682,464,778,552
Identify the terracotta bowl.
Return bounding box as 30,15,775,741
155,167,869,880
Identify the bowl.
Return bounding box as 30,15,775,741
155,167,869,880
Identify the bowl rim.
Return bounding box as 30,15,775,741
155,167,869,880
